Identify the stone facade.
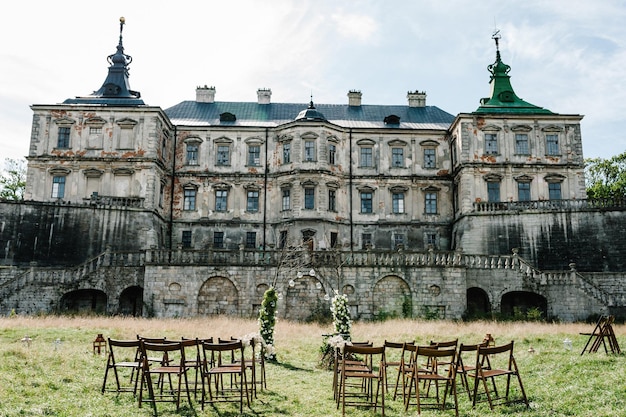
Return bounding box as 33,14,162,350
1,24,624,321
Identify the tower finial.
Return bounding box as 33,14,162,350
492,28,501,52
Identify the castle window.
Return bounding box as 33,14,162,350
426,232,437,249
393,233,405,249
247,190,259,212
182,231,192,248
518,182,531,201
515,134,529,155
248,144,261,166
57,127,70,148
546,134,560,156
362,233,372,249
246,232,256,249
360,147,373,167
213,232,224,248
330,232,338,248
487,182,501,202
424,148,436,168
425,192,438,214
183,188,196,211
215,190,228,212
485,133,498,155
328,189,336,212
51,176,65,198
391,147,404,167
304,187,315,209
283,142,291,163
548,183,561,200
279,230,288,249
304,140,316,161
186,143,199,165
282,188,291,211
392,192,405,214
360,191,373,213
328,144,336,165
217,145,230,166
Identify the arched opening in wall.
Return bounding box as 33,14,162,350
59,289,107,314
501,291,547,320
284,275,328,322
466,287,491,319
119,286,143,316
372,275,412,320
197,276,239,316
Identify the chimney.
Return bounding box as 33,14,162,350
407,90,426,107
348,90,362,107
257,88,272,104
196,85,216,103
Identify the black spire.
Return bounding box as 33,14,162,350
64,17,144,105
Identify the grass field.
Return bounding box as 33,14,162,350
0,316,624,417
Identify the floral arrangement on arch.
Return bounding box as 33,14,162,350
258,287,278,361
330,292,352,338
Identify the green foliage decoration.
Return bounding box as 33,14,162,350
258,287,278,361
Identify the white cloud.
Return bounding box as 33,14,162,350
331,13,379,43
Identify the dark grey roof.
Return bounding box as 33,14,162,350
165,101,455,130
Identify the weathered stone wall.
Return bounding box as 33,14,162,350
0,201,166,266
453,209,626,272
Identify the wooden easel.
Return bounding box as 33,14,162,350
580,315,621,355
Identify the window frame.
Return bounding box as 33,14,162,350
216,144,230,166
247,144,261,166
304,140,316,162
215,189,228,212
186,143,199,166
213,231,224,249
425,192,438,214
183,188,197,211
283,142,291,164
304,187,315,210
546,134,560,156
518,182,531,201
423,148,436,169
515,133,530,155
328,144,336,165
57,127,71,149
181,230,192,248
328,189,337,212
282,188,291,211
360,146,373,167
391,147,404,168
392,192,405,214
487,181,501,203
485,133,498,155
360,191,373,213
51,176,66,198
548,182,562,200
245,231,256,249
246,190,260,212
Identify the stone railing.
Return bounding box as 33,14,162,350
87,193,145,208
473,197,626,213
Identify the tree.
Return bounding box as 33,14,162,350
585,152,626,201
0,158,26,201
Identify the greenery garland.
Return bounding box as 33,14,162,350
258,287,278,361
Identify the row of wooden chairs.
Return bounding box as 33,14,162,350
334,337,529,416
101,335,266,416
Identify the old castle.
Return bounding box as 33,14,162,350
1,20,625,321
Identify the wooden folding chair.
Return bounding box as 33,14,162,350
580,315,621,355
337,344,386,417
455,341,487,401
201,339,250,413
332,341,372,401
101,338,142,395
393,342,431,403
181,338,203,399
472,340,529,410
404,346,458,416
138,341,192,416
381,340,412,394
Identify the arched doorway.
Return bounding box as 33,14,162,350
372,275,412,319
466,287,490,318
119,286,143,316
501,291,547,319
197,276,239,315
59,289,107,314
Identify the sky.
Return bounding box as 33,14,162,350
2,0,626,162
